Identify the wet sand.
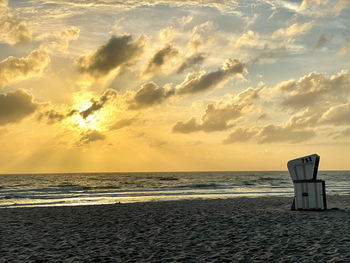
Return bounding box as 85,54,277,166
0,196,349,262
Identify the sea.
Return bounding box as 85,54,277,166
0,171,349,208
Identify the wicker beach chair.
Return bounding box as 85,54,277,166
287,154,327,211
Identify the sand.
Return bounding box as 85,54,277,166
0,196,349,262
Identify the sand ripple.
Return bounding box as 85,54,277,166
0,196,349,262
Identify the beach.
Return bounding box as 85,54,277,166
1,196,349,262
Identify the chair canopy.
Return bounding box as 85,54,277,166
287,154,320,181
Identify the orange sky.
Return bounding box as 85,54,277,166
1,0,350,173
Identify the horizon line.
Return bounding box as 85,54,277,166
1,169,350,175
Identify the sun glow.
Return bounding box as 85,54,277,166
67,98,104,131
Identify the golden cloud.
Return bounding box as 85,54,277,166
0,49,50,89
0,2,32,45
272,22,313,41
173,87,259,133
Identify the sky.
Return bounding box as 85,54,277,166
1,0,350,173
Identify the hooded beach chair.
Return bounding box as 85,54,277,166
287,154,327,211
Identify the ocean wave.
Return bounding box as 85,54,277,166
54,183,82,188
157,177,179,181
82,186,121,190
171,183,226,189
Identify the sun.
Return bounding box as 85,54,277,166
67,99,103,131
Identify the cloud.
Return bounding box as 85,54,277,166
299,0,349,16
80,89,117,119
38,110,66,124
43,1,240,14
256,124,316,144
250,44,288,64
37,109,77,124
235,30,260,48
129,58,245,110
159,26,175,41
0,49,50,89
314,34,327,49
38,89,117,125
175,59,245,95
272,22,313,41
176,52,207,74
278,70,350,110
0,2,32,45
223,124,316,144
173,87,259,133
0,0,8,7
143,44,179,76
43,26,80,53
188,21,216,51
0,89,38,126
223,128,256,144
128,82,174,109
337,39,350,56
319,102,350,125
172,117,199,133
76,35,145,78
109,117,136,130
78,130,106,145
299,0,326,10
341,127,350,137
222,69,350,144
257,113,267,121
222,69,350,145
334,0,350,15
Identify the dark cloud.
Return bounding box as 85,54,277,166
128,82,174,109
76,35,144,78
173,88,259,133
0,89,38,126
37,89,116,125
172,117,199,133
0,49,50,89
110,117,136,130
176,59,245,95
315,34,327,49
129,58,244,110
176,52,206,74
80,89,116,119
143,44,178,75
78,130,106,145
38,110,65,124
257,113,267,120
37,109,78,124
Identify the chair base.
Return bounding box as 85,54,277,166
291,180,327,211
